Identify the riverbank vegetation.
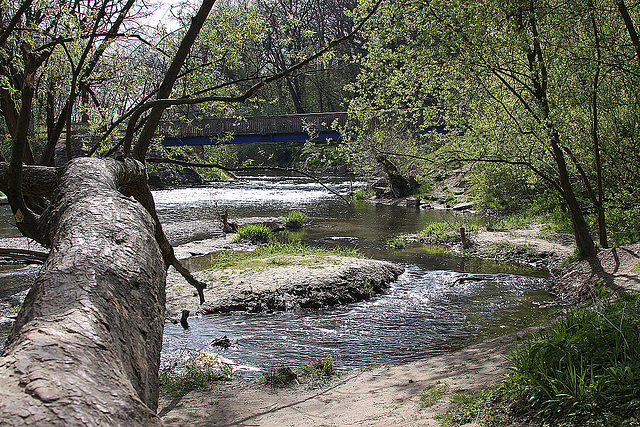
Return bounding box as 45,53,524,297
345,0,640,259
261,357,339,388
282,210,307,228
234,224,274,243
160,352,233,397
436,291,640,426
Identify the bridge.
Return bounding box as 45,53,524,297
159,112,349,146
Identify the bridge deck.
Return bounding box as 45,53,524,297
159,112,348,146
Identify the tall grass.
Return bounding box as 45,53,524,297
235,224,273,243
500,292,640,426
282,210,307,228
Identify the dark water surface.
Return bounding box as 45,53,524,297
156,175,555,374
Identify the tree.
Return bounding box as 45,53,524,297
255,0,361,114
0,0,382,422
348,0,640,255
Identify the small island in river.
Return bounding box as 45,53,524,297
166,248,404,316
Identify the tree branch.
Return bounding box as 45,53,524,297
0,0,34,48
618,0,640,66
131,0,219,161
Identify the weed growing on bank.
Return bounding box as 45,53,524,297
437,291,640,426
160,352,233,397
559,246,589,266
261,357,339,388
235,224,273,243
418,382,449,409
282,210,307,228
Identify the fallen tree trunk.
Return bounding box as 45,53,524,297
0,158,166,425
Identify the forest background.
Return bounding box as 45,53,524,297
2,0,638,256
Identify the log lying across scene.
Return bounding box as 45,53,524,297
0,158,166,425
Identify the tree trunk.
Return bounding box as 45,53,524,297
550,134,596,257
0,157,166,426
376,154,418,198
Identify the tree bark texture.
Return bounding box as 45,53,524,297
0,157,166,426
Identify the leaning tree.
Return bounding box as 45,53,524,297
0,0,380,424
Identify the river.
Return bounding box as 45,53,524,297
0,175,554,372
154,174,555,373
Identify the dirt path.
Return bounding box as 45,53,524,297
475,225,574,258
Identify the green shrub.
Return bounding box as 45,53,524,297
353,188,375,199
283,210,307,228
607,205,640,247
236,224,273,243
416,181,435,201
435,294,640,426
497,293,640,426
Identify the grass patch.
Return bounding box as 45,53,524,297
501,293,640,426
210,242,362,270
419,382,449,409
353,188,374,199
282,210,307,228
418,220,478,245
386,237,406,249
435,390,493,425
160,352,232,396
559,246,588,266
296,356,338,385
235,224,273,243
449,293,640,426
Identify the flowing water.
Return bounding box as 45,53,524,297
0,175,555,371
155,175,555,373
